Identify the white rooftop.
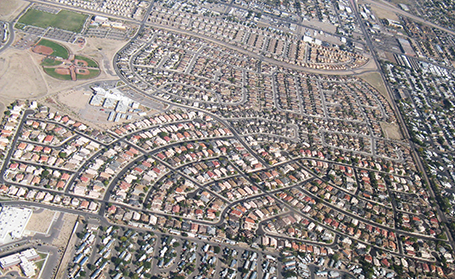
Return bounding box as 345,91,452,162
0,206,33,243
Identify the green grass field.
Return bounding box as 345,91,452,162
41,57,63,66
37,39,69,59
43,68,72,80
74,55,99,68
76,69,100,79
18,8,88,33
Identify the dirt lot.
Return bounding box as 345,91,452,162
52,213,78,248
54,214,79,279
0,0,28,21
25,209,56,235
0,48,48,103
359,0,400,20
380,121,403,140
358,72,390,102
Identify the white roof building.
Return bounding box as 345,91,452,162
0,248,39,269
0,207,33,243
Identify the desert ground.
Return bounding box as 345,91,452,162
358,72,389,101
25,208,57,235
363,1,400,21
0,0,29,21
0,48,49,103
380,121,403,140
0,32,128,115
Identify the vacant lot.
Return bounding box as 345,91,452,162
359,72,390,102
36,38,69,59
0,0,28,21
380,121,402,140
25,209,56,234
0,48,48,102
18,8,88,33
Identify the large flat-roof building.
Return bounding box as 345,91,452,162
0,206,33,243
0,248,39,277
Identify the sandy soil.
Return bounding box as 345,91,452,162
302,18,338,34
54,88,113,129
52,213,78,248
355,55,378,72
0,102,5,119
380,121,403,140
358,72,390,102
359,0,399,21
372,6,400,21
0,0,28,21
25,209,56,234
384,51,397,63
0,48,48,103
54,214,79,279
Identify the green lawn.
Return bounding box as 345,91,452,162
18,8,88,33
76,69,100,79
74,55,99,68
41,57,63,66
43,68,72,80
37,39,69,59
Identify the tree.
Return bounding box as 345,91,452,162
143,261,152,269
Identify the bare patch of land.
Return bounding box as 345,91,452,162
0,0,28,21
57,89,91,112
0,48,48,103
385,51,397,63
368,3,400,21
54,215,79,279
25,209,56,235
358,72,390,102
0,102,5,119
380,121,403,140
52,213,77,248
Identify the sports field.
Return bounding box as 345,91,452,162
76,69,100,79
43,68,72,80
41,57,63,66
36,39,69,59
74,55,98,67
18,8,88,33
